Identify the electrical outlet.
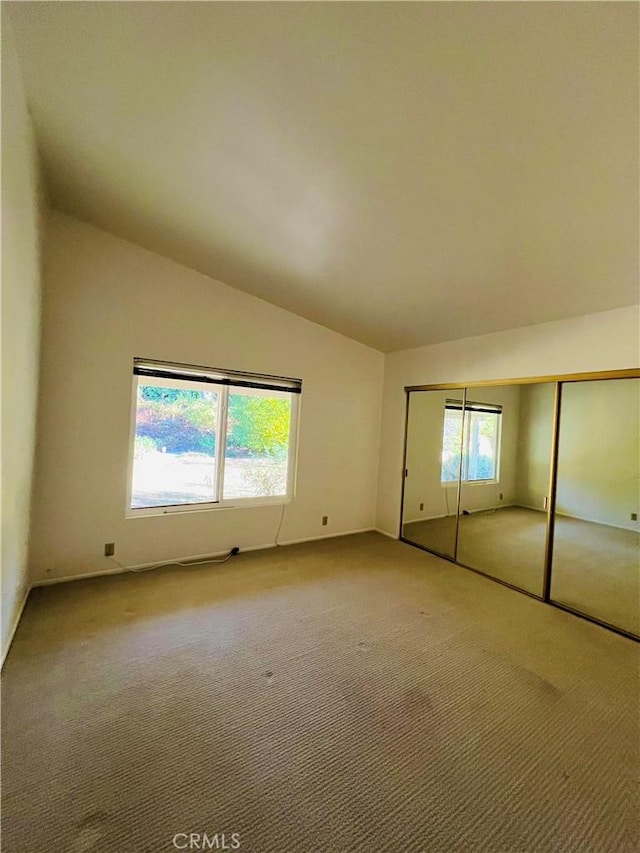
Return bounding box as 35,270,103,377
322,516,328,526
420,502,424,511
544,496,549,510
631,512,638,522
104,542,115,557
499,493,503,501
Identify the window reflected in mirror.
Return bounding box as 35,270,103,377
400,373,639,640
456,384,554,596
441,400,502,483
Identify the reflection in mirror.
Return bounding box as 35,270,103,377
551,378,640,635
456,384,555,596
401,389,464,559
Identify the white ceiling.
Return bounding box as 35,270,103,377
7,2,639,352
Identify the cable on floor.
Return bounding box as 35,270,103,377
274,503,286,546
108,549,238,574
108,503,288,572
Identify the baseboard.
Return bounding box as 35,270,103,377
34,547,258,586
1,585,31,670
404,513,448,524
34,563,128,587
516,503,547,514
460,502,516,515
405,504,521,524
278,527,375,547
374,527,398,540
32,528,377,587
555,509,638,533
493,503,637,533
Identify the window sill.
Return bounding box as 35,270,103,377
440,479,499,487
126,497,291,519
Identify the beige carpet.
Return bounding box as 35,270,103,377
404,507,640,634
2,532,639,852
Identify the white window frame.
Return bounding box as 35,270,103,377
126,367,301,518
440,402,502,486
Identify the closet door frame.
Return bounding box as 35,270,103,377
399,368,640,641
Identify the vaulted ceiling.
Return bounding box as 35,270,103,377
7,2,639,351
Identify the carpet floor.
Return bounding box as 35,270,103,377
403,507,640,634
2,532,639,852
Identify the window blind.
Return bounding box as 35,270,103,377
445,399,502,415
134,358,302,394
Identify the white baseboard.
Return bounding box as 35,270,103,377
404,513,448,524
374,527,398,540
515,503,637,532
32,528,378,587
516,503,547,514
34,563,128,586
33,545,281,586
278,527,375,546
1,585,31,670
555,509,638,533
405,504,520,524
460,502,516,515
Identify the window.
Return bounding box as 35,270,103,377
127,359,301,514
441,400,502,483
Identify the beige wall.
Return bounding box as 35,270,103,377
377,306,640,536
514,383,555,511
555,379,639,531
403,391,457,523
513,379,639,530
1,18,43,660
29,212,384,582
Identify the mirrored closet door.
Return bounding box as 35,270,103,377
400,369,639,640
456,383,555,596
550,378,640,635
401,388,465,559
